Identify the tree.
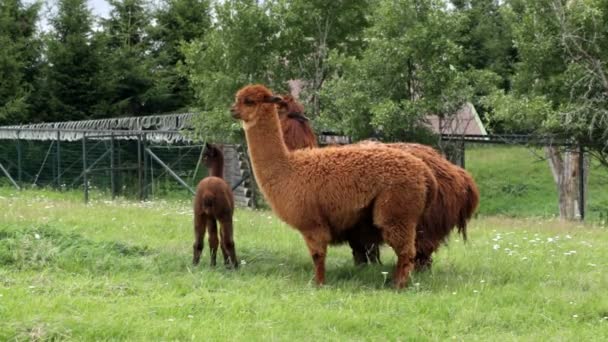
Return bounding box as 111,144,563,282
270,0,370,116
149,0,212,112
45,0,102,122
182,0,280,142
318,0,475,142
96,0,157,117
0,0,42,124
486,0,608,220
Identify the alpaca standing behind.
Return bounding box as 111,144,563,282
275,97,479,269
362,142,479,269
276,94,318,151
192,143,238,268
231,84,437,288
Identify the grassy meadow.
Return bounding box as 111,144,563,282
1,145,608,340
1,187,607,340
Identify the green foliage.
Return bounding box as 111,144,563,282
485,0,608,159
148,0,212,113
181,0,280,143
319,0,473,141
94,0,158,117
0,0,41,124
44,0,102,121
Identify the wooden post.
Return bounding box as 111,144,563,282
460,138,466,168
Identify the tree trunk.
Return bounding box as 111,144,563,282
545,146,589,220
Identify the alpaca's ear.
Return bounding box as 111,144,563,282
263,95,283,104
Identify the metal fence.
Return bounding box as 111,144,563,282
0,128,254,207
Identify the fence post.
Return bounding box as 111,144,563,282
16,130,22,183
137,134,143,201
143,133,148,200
578,145,585,221
82,133,88,204
110,133,116,199
56,130,61,189
460,138,466,169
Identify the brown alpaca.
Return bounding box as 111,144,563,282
231,84,437,288
276,94,318,151
360,142,480,269
275,96,479,269
192,143,238,268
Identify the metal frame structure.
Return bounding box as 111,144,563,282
0,126,254,207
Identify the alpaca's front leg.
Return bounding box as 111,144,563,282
302,229,331,286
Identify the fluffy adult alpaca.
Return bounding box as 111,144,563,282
276,94,318,151
231,84,437,288
192,143,238,268
360,142,480,269
276,94,381,264
274,96,479,269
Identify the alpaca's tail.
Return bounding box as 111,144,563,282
201,192,215,212
457,172,480,241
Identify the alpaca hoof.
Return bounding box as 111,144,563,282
414,257,433,272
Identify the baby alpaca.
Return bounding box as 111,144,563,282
231,84,437,288
192,143,238,268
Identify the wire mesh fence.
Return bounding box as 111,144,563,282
0,129,253,206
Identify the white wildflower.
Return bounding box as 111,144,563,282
493,244,500,250
34,233,40,240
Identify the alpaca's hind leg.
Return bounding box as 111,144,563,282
366,244,382,265
219,219,238,268
380,224,417,289
414,251,433,271
414,236,440,271
207,219,219,267
192,213,207,265
348,239,370,265
302,229,331,286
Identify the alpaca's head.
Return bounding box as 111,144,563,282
231,84,282,123
202,142,222,168
277,95,304,117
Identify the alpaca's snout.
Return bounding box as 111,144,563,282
230,107,241,119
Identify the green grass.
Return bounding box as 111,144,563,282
1,189,607,340
467,145,608,221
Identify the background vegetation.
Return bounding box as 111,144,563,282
1,1,606,154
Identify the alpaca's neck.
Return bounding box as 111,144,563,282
209,158,224,178
243,106,291,187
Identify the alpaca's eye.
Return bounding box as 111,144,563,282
244,98,255,106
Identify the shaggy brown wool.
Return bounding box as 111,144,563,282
276,94,318,151
275,97,479,269
192,143,238,268
383,143,479,269
231,84,437,288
